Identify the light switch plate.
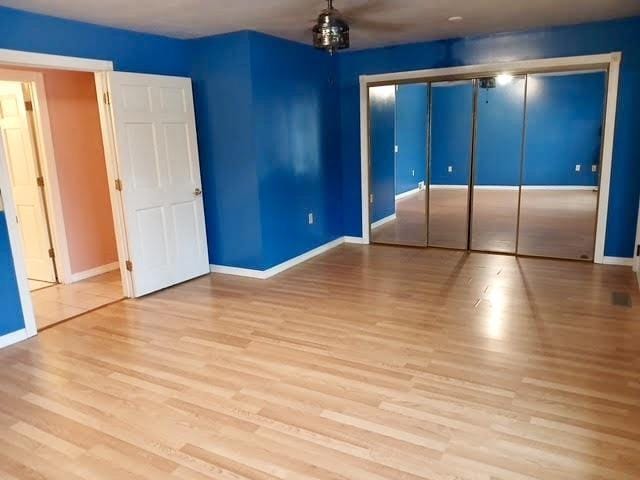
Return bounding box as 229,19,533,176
592,164,598,172
448,166,453,173
575,164,581,172
308,213,314,225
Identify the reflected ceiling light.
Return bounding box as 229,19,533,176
370,85,396,101
496,73,514,86
313,0,350,55
448,16,463,22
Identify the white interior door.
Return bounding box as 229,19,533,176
0,81,56,283
107,72,209,297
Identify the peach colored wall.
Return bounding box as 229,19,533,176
24,69,118,274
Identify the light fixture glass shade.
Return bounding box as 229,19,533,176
313,2,350,54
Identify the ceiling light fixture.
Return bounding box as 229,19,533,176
496,73,514,86
448,16,463,22
313,0,350,55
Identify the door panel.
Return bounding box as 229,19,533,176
369,86,396,240
471,76,526,253
108,72,209,297
518,72,605,261
0,81,56,282
428,81,474,249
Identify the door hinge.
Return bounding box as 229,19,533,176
126,260,133,272
114,179,123,191
48,248,55,259
103,91,111,105
24,100,33,112
36,176,44,187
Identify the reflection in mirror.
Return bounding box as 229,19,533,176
518,71,605,260
369,83,428,246
428,81,474,249
471,75,526,253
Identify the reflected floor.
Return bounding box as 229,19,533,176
32,270,125,330
518,188,598,260
371,189,427,246
372,187,598,260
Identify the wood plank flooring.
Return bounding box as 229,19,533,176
1,245,639,479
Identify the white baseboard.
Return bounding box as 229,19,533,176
69,261,119,283
395,187,420,201
602,256,633,266
474,185,519,191
211,237,347,280
429,184,467,190
371,214,396,230
430,185,598,191
0,328,28,349
521,185,599,191
344,236,366,244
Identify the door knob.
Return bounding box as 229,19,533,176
194,188,202,196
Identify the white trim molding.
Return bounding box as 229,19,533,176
521,185,599,191
212,236,359,279
344,236,366,244
602,256,634,267
429,184,468,190
0,49,113,72
395,187,421,200
371,213,396,230
0,328,29,349
70,262,120,283
360,52,622,262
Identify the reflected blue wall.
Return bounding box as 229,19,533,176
0,6,190,338
430,82,474,185
475,78,526,186
395,84,428,194
524,72,604,186
370,87,396,222
338,17,640,258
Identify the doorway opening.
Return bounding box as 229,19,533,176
0,67,125,330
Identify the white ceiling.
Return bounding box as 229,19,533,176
1,0,639,49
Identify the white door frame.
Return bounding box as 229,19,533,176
0,48,134,341
634,198,640,282
359,52,622,264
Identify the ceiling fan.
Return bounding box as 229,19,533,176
311,0,408,54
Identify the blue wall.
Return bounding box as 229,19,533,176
190,31,342,270
395,84,428,194
370,87,396,222
0,7,192,338
249,32,342,269
524,72,605,186
430,82,474,185
338,17,640,258
0,213,23,336
475,77,526,186
190,32,263,270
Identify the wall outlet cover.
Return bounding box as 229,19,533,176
308,213,314,225
448,166,453,173
592,164,598,172
575,164,581,172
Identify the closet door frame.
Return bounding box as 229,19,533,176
360,53,621,265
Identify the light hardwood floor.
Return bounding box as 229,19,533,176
1,245,639,479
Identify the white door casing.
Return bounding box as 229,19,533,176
0,81,56,283
106,72,209,297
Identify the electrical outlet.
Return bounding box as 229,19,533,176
575,164,581,172
411,169,415,177
394,145,399,153
418,181,425,190
448,166,453,173
308,213,314,225
592,164,598,173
